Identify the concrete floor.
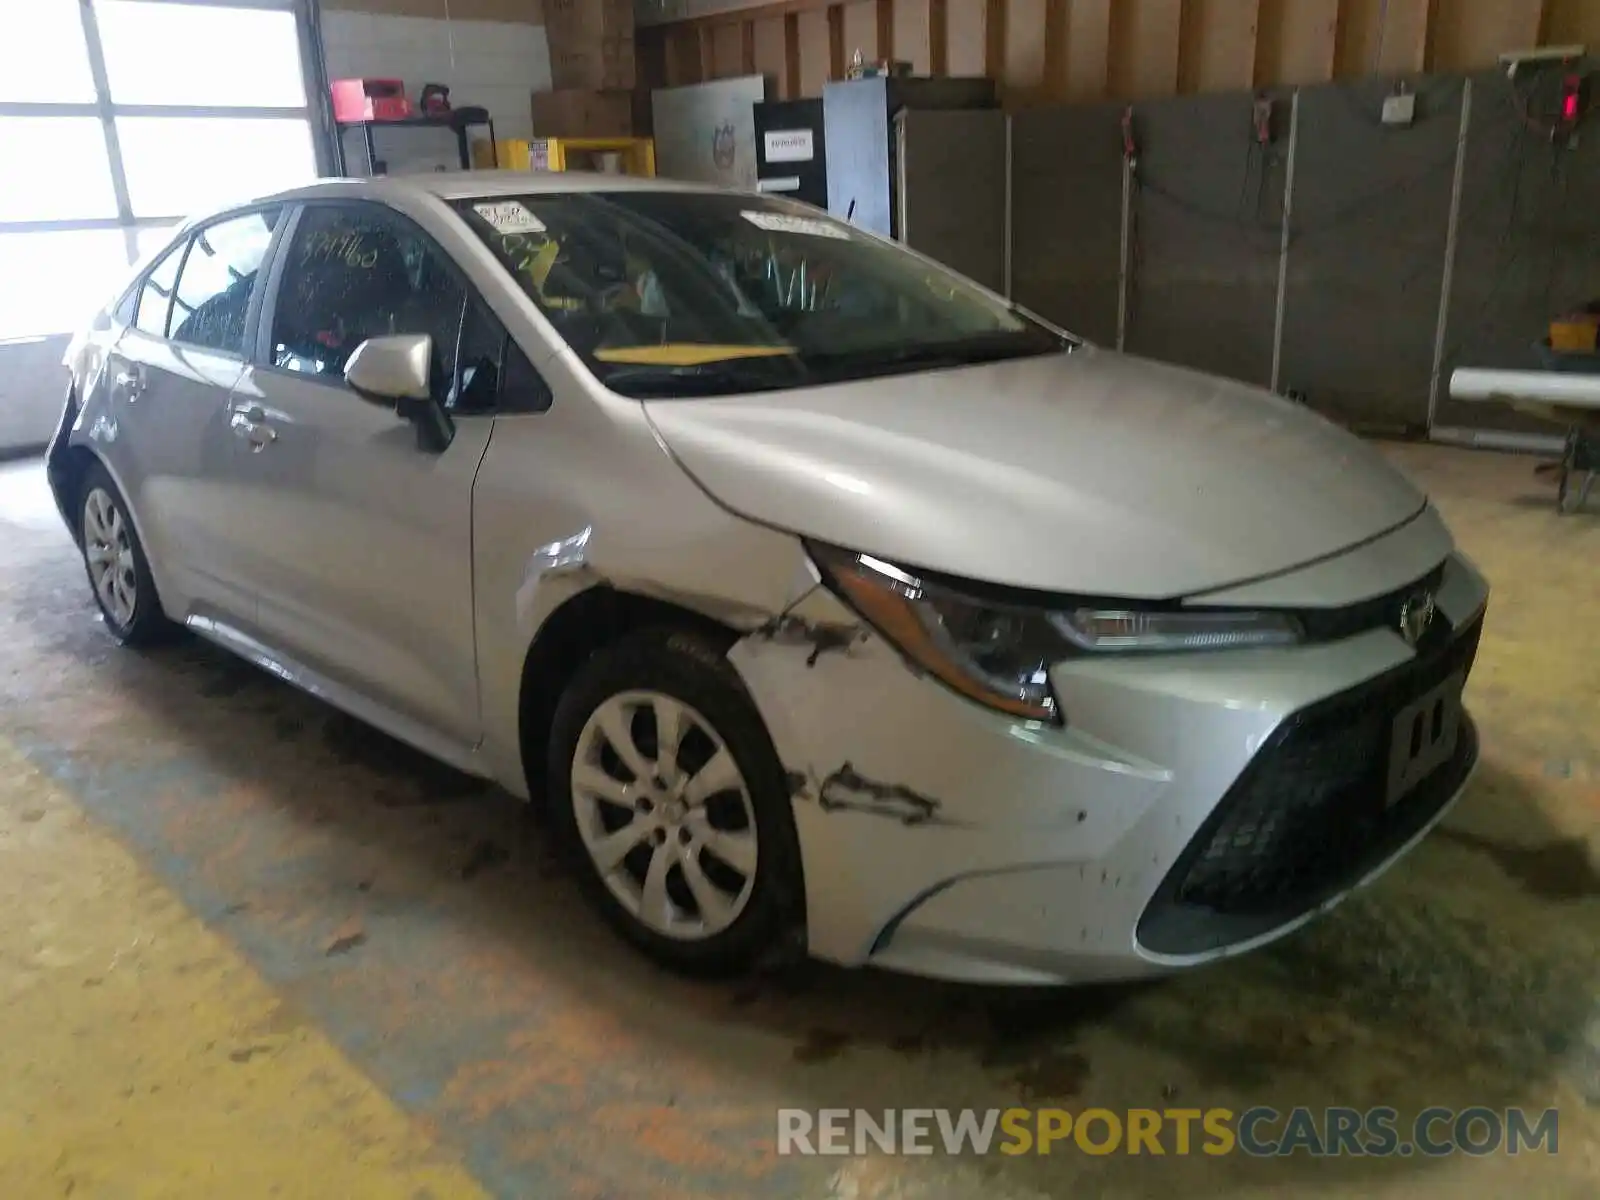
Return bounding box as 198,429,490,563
0,443,1595,1199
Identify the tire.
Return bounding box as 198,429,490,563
547,627,804,975
77,462,171,646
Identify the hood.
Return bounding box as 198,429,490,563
642,347,1426,598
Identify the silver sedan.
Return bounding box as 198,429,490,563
47,172,1488,984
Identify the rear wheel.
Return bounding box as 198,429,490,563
77,463,170,645
547,628,803,974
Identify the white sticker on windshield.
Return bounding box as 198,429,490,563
741,210,849,239
473,200,546,234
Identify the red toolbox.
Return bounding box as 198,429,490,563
330,78,413,122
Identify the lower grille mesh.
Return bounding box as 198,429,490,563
1138,615,1483,955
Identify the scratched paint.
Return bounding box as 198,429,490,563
515,525,594,623
0,449,1597,1198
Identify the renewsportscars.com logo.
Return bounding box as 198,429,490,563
777,1106,1560,1158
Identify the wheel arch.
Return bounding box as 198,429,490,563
62,446,177,623
516,585,743,802
50,442,101,549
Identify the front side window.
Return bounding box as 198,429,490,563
168,207,280,353
452,191,1067,397
270,203,466,402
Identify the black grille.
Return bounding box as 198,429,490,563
1138,614,1483,956
1293,562,1447,646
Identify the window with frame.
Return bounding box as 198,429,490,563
271,204,467,401
132,242,182,338
168,207,280,354
0,1,320,342
453,295,551,414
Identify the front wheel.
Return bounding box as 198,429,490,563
547,628,804,975
77,462,170,645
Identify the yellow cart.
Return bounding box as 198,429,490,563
472,136,655,177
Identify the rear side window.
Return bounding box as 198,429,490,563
168,207,280,354
133,246,182,338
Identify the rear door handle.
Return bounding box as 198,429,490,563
114,368,145,402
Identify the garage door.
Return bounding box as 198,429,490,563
0,0,327,341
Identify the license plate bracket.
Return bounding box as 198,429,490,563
1385,672,1464,806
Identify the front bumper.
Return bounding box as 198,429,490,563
43,383,82,542
729,549,1488,985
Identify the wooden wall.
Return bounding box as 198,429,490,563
320,0,544,21
638,0,1573,102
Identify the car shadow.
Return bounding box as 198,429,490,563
4,574,1596,1196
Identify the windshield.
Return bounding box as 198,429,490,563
451,191,1068,397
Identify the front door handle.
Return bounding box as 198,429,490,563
229,404,277,452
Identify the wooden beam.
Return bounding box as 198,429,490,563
699,26,716,79
636,26,670,90
1063,0,1113,99
893,0,934,72
1397,0,1434,70
1255,0,1339,85
929,0,949,74
1542,0,1600,41
1108,0,1183,98
945,0,987,75
1335,0,1384,76
643,0,837,33
784,12,803,96
753,14,790,89
842,0,879,63
797,5,833,93
665,25,705,85
1003,0,1050,98
1546,0,1600,44
829,3,846,79
711,21,746,78
877,0,896,59
984,0,1006,79
1042,0,1067,97
1429,0,1543,71
1178,0,1261,93
743,20,758,73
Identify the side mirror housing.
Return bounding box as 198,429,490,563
343,333,453,453
344,333,432,403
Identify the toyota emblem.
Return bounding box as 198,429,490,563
1398,591,1436,646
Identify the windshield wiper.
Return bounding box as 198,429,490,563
803,332,1057,380
602,359,806,399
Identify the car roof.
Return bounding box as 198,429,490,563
259,171,728,207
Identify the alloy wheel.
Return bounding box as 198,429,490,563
83,486,137,628
570,689,759,941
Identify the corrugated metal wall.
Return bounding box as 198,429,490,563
1010,67,1600,436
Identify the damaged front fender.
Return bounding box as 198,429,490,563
727,585,1170,969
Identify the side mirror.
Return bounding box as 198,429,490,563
345,333,432,403
343,334,453,453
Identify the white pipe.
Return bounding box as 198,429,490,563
1428,424,1566,455
1449,367,1600,409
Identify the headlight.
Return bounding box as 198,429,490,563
811,545,1065,722
810,545,1305,724
1049,608,1303,652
